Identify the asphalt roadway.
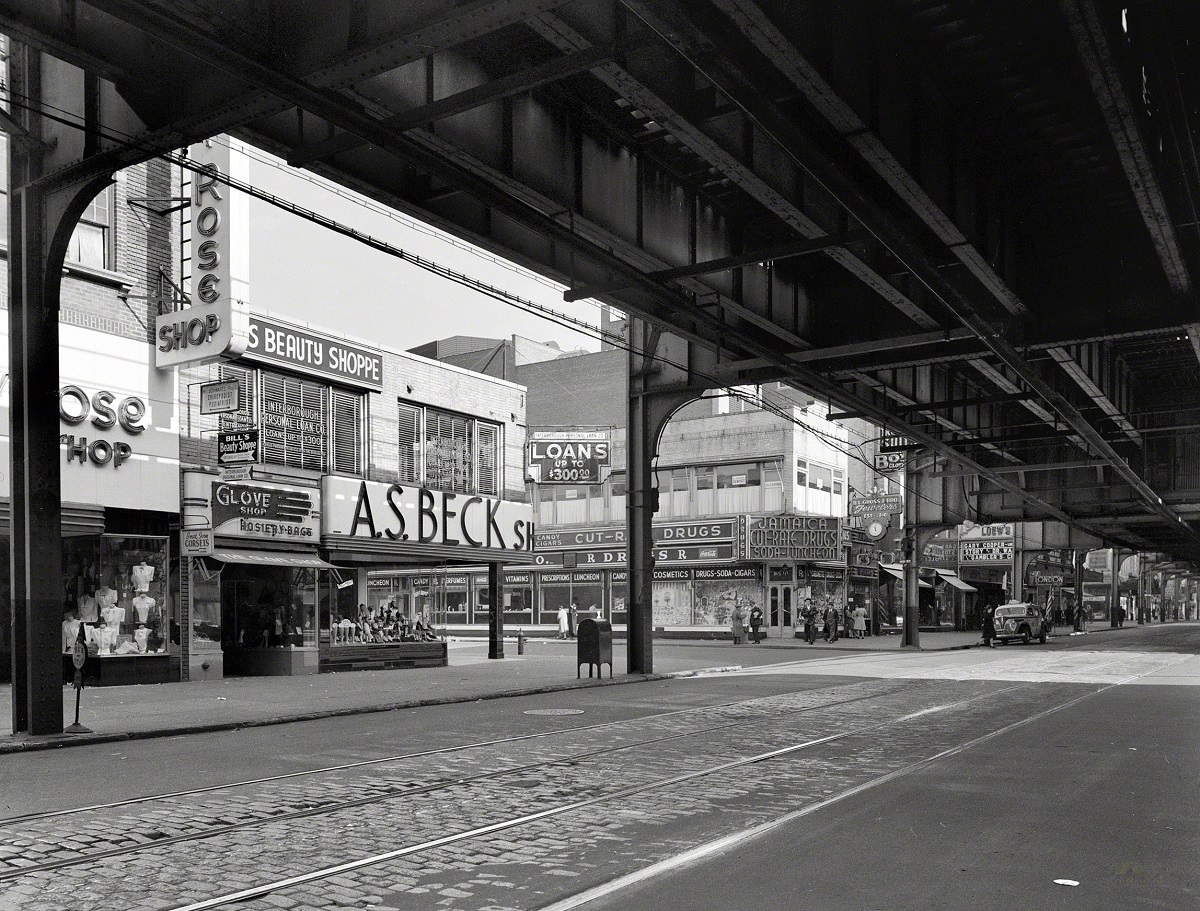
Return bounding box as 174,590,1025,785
0,622,1196,911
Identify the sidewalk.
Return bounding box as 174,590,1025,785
0,627,1090,754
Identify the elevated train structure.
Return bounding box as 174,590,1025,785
2,0,1199,730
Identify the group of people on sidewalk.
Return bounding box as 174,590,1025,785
730,602,765,644
730,598,867,644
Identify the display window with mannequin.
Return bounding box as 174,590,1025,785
62,535,170,658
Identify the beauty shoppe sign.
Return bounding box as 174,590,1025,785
322,476,535,558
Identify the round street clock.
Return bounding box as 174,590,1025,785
865,518,889,540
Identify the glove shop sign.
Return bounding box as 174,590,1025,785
211,480,318,542
322,475,535,557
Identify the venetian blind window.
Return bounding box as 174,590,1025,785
330,389,364,476
261,373,329,471
426,409,473,493
476,421,499,496
398,401,501,496
397,402,421,483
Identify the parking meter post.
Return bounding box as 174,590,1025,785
517,628,525,655
65,625,91,735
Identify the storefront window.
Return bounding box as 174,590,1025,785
539,573,571,624
610,572,628,625
221,564,319,650
652,572,692,625
572,572,604,618
694,574,760,626
63,535,170,657
503,572,534,623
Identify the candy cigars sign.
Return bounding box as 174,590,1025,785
322,476,534,553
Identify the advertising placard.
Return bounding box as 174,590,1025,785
322,476,535,555
874,451,906,472
743,515,842,562
212,480,319,542
242,314,384,390
217,429,259,464
532,519,737,552
526,430,611,484
848,493,904,517
960,539,1014,563
181,527,214,557
199,379,241,415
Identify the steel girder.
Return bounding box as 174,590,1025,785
1,0,1199,566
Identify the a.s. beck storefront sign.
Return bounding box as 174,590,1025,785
322,476,534,556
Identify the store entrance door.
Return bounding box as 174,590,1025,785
768,584,795,637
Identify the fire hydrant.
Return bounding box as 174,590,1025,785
517,629,526,655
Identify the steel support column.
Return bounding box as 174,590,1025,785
626,320,697,675
487,562,503,659
8,46,113,735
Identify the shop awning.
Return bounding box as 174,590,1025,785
879,564,933,588
935,569,978,592
211,548,337,569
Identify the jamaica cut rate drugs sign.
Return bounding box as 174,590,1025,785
527,430,611,484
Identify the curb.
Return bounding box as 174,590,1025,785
0,672,672,755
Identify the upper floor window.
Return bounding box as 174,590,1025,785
398,401,500,496
200,363,365,475
65,186,114,270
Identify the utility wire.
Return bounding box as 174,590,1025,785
0,86,1112,556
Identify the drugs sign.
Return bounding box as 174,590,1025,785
527,431,611,484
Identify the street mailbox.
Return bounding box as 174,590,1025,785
577,618,613,679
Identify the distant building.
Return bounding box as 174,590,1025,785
413,338,915,636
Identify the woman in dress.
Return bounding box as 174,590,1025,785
556,605,570,639
730,602,745,645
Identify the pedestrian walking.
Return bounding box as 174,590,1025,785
748,604,765,643
802,598,817,644
556,605,570,639
852,604,867,639
982,602,996,648
730,603,745,644
568,599,579,638
825,602,839,642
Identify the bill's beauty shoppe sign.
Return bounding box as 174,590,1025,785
321,476,535,559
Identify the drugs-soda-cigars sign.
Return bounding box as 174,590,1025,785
211,480,318,542
322,475,534,553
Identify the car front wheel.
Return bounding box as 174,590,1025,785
1021,627,1031,645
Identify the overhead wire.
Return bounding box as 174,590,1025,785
0,84,1108,556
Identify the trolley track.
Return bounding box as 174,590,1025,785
0,675,1055,911
0,679,926,880
163,674,1108,911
